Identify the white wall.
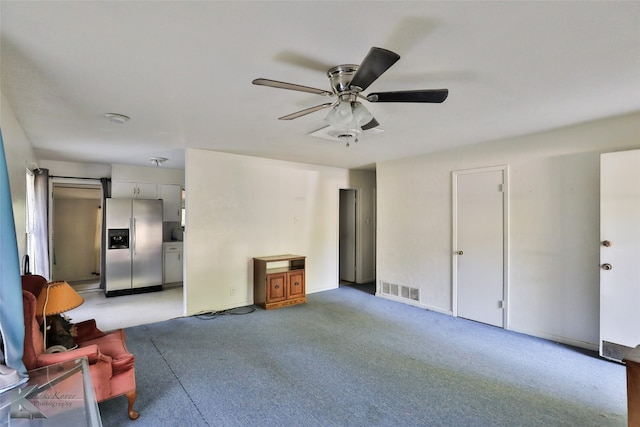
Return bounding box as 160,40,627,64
184,149,374,315
41,160,111,179
53,197,101,282
1,93,36,262
377,111,640,350
112,163,184,186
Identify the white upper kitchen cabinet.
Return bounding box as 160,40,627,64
158,184,182,222
111,181,158,199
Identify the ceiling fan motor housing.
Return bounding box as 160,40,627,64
327,64,359,94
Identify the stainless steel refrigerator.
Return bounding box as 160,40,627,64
105,198,163,296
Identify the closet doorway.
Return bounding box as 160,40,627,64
51,179,103,291
339,189,357,284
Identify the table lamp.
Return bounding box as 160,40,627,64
36,281,84,351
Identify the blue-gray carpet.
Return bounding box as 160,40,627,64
98,286,627,426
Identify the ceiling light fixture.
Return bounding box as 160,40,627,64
149,157,168,167
104,113,130,124
323,100,374,146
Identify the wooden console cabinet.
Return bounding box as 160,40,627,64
625,345,640,427
253,254,306,310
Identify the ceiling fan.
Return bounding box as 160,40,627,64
252,47,448,143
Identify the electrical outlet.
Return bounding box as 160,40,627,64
230,287,236,296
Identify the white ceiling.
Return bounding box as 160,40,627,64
2,1,639,170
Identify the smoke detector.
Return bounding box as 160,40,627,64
149,157,168,167
104,113,130,124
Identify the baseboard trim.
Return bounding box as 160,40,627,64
509,327,598,352
375,293,453,316
375,293,599,352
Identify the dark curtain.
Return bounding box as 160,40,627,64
99,178,110,289
0,129,28,388
33,168,50,279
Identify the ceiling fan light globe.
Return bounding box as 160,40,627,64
336,101,353,122
352,102,373,127
323,107,339,126
324,101,354,127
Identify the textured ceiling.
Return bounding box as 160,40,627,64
2,1,639,170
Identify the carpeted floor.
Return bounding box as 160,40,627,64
98,286,627,426
340,281,376,295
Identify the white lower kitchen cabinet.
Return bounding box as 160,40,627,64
163,242,183,284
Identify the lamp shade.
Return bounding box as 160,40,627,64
352,102,373,126
36,281,84,316
324,101,354,127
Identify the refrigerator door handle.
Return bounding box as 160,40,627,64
131,217,136,256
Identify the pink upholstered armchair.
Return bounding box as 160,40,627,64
21,274,139,420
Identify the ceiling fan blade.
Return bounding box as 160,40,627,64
361,118,380,131
349,47,401,92
279,103,334,120
367,89,449,103
252,78,332,96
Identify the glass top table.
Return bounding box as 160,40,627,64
0,357,101,426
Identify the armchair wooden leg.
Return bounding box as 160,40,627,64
126,390,139,420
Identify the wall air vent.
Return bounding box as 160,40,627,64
401,286,409,299
380,281,420,302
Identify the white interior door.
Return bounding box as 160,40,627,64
600,150,640,359
454,167,507,328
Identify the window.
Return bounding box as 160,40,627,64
180,189,185,228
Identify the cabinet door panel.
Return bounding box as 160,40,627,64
111,182,137,198
111,181,158,199
164,251,183,283
136,182,158,199
158,184,182,221
288,270,305,299
267,273,287,303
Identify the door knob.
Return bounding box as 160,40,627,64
601,263,612,270
456,250,464,255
